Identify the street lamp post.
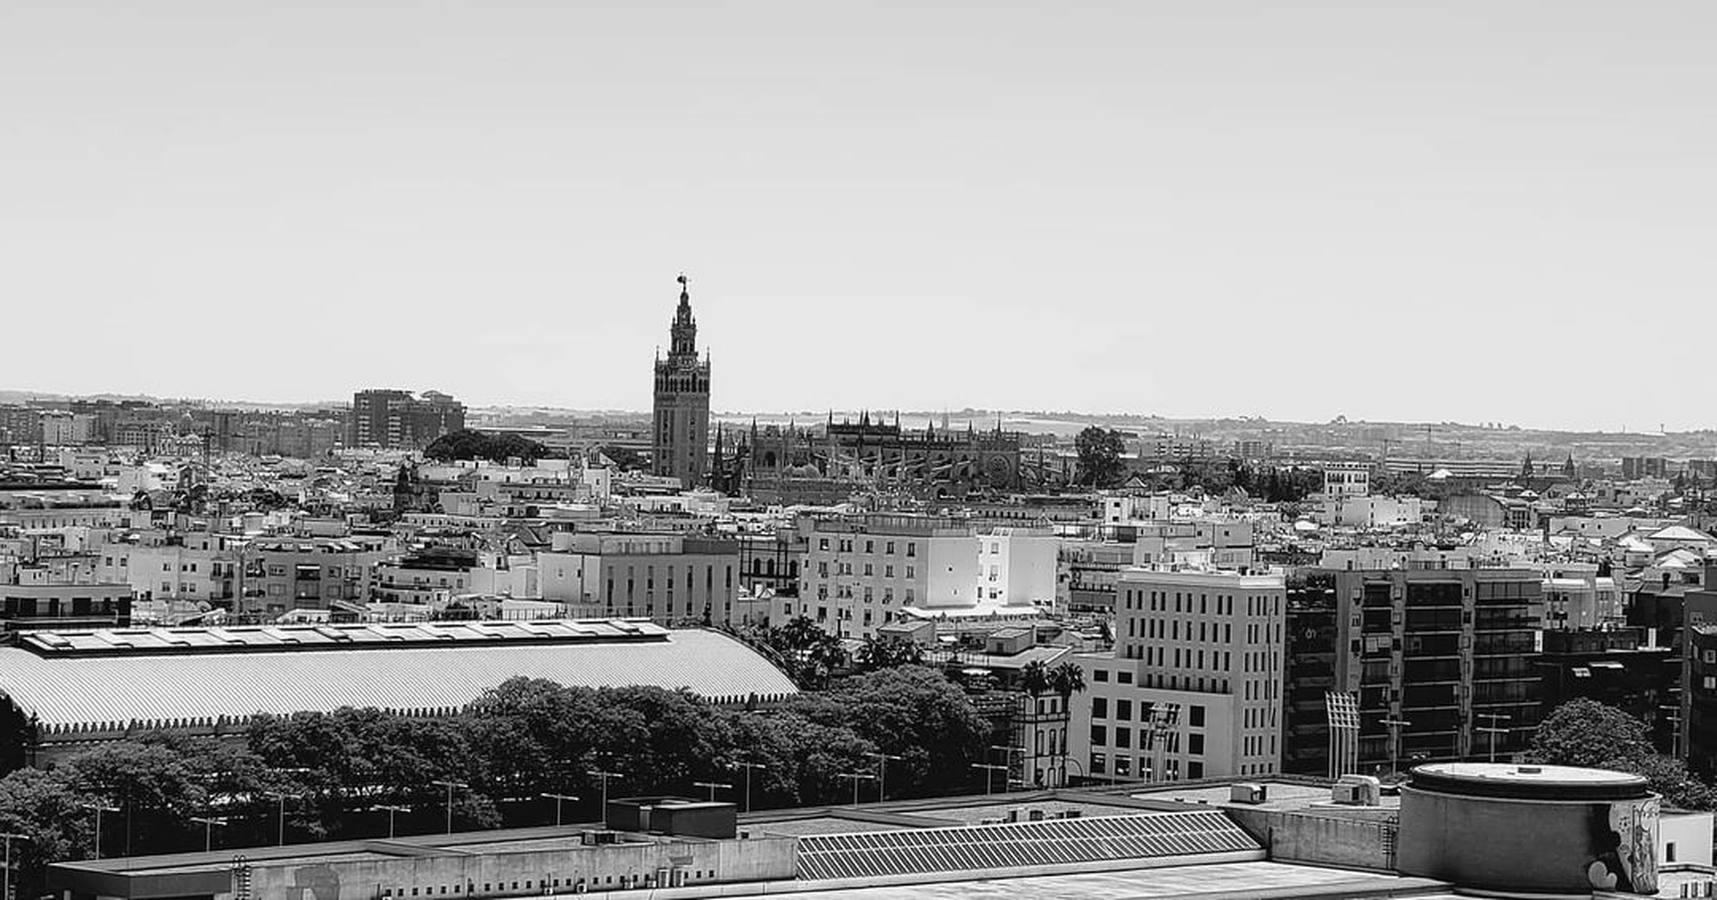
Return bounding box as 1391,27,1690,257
372,804,410,839
539,793,579,827
1381,717,1412,778
692,782,731,803
837,772,875,806
1476,713,1512,763
864,752,902,802
1,831,29,900
266,791,300,847
587,770,623,814
431,781,468,835
989,745,1024,791
731,762,767,813
189,816,227,852
80,802,118,860
970,763,1008,795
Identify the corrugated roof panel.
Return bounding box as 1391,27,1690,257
796,811,1259,880
0,630,796,730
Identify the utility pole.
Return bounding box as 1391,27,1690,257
1381,717,1412,778
837,772,875,806
970,763,1008,795
587,770,623,815
539,793,578,827
1476,713,1512,763
1,832,29,900
81,802,118,860
266,791,300,846
372,805,410,839
190,816,227,853
431,781,467,835
864,752,902,803
988,745,1023,791
731,762,767,813
692,782,731,803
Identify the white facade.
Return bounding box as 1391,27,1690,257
799,515,978,638
1069,567,1286,784
1322,462,1371,498
1131,521,1255,571
975,527,1058,607
1317,494,1425,528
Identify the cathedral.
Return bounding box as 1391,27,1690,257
651,275,710,488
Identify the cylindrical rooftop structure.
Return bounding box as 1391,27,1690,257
1398,762,1659,897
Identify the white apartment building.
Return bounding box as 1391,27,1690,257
539,532,739,625
1068,567,1286,785
975,527,1058,607
1131,521,1255,571
1317,494,1426,529
796,514,978,639
1541,561,1623,630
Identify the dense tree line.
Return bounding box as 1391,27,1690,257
0,667,987,897
423,429,552,464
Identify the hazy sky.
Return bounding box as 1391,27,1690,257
2,2,1712,431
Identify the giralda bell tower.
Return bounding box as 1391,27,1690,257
651,274,710,488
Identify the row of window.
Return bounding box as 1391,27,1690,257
1090,752,1199,781
817,562,917,579
1091,699,1207,728
816,538,917,556
1090,724,1199,755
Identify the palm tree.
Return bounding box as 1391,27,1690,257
1020,660,1052,697
1047,662,1087,785
1049,661,1086,701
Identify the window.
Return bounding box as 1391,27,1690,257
1092,697,1107,718
1116,699,1132,721
1114,727,1131,749
1117,671,1133,684
1090,724,1107,745
1189,733,1205,755
1190,705,1206,727
1093,669,1109,682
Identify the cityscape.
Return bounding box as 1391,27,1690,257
4,3,1716,900
2,277,1715,899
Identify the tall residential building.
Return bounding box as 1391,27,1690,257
1066,567,1287,787
652,275,710,488
349,389,465,450
796,514,981,639
1332,567,1544,773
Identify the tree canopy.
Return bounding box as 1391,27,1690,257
1530,699,1717,810
1074,427,1127,488
423,429,551,464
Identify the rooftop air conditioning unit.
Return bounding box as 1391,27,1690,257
1334,774,1382,806
1230,783,1268,804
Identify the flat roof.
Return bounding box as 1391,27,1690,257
1408,762,1649,801
749,860,1448,900
2,624,797,731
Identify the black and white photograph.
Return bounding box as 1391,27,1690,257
1,2,1714,898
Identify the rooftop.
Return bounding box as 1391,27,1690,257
0,623,797,731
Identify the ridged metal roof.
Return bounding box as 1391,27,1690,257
0,628,797,733
796,810,1260,880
